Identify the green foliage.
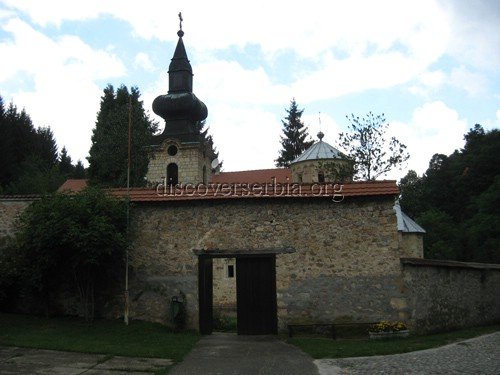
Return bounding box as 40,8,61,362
0,239,24,310
417,209,461,260
463,176,500,262
399,125,500,263
58,146,74,176
276,98,314,167
73,160,87,179
87,85,158,187
0,95,84,193
15,187,127,320
339,112,409,180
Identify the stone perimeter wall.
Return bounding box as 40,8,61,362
0,199,33,246
401,259,500,333
129,195,416,330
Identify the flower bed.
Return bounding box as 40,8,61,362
368,321,410,340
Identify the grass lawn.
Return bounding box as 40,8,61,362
0,312,199,363
288,324,500,359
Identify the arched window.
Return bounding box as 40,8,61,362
202,165,207,184
167,163,178,186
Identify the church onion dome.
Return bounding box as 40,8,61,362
152,29,207,122
291,131,347,164
153,92,207,122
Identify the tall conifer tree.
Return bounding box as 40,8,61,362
87,85,158,187
276,98,313,167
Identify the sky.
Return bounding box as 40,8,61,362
0,0,499,180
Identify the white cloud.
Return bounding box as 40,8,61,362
1,0,111,26
207,104,281,171
387,101,467,180
1,0,496,176
134,52,154,72
443,0,500,71
449,66,488,97
0,17,126,164
3,1,450,61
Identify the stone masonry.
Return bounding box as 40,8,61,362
146,140,212,185
401,258,500,333
213,258,237,314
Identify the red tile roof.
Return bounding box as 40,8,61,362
56,177,399,203
211,168,292,184
108,180,399,202
57,179,89,193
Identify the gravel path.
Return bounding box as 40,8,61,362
315,332,500,375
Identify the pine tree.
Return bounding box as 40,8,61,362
58,146,74,176
276,98,313,167
87,85,158,187
73,161,86,179
0,97,62,193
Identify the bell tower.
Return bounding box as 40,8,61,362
146,14,216,186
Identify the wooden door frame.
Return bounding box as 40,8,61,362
197,252,279,335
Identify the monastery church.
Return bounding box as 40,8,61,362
104,24,427,335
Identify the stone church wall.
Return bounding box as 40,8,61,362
128,196,413,330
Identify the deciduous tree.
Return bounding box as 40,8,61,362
15,187,127,320
339,112,409,180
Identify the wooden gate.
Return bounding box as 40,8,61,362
198,255,213,335
236,256,278,335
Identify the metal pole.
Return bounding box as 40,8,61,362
124,95,132,325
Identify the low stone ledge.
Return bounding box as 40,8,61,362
400,257,500,270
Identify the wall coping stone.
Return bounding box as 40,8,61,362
401,257,500,270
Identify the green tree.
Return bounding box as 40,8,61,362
339,112,409,180
15,187,127,320
276,98,313,167
416,209,462,260
399,125,500,263
0,96,66,193
58,146,74,177
398,170,425,218
0,101,39,188
463,176,500,263
73,160,87,179
87,85,158,187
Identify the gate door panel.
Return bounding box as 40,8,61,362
198,256,213,335
236,256,277,335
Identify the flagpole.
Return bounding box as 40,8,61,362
124,95,132,325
